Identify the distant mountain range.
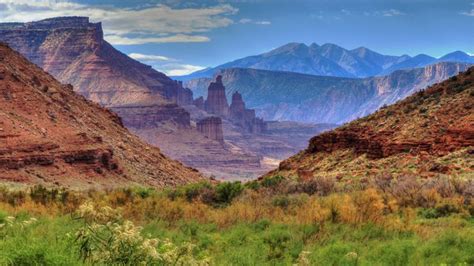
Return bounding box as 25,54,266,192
184,62,471,124
176,42,474,80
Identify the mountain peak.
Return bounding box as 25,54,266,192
439,51,474,62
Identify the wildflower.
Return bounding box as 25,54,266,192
345,251,358,260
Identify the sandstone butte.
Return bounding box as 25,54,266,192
0,43,203,189
268,67,474,180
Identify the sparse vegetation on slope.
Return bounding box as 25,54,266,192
271,67,473,181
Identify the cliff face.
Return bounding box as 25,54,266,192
186,62,471,124
112,104,191,129
269,67,474,180
0,17,188,107
230,92,267,134
204,76,230,117
0,43,202,188
197,117,224,144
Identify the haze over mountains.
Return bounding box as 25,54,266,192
177,42,474,80
185,62,470,124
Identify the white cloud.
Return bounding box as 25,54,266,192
461,9,474,16
0,0,238,44
340,9,351,15
127,53,205,76
239,18,271,25
382,9,405,17
105,34,210,45
160,64,206,76
128,53,173,62
363,9,406,17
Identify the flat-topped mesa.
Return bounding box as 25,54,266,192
196,117,224,144
230,91,267,134
205,75,230,116
0,16,188,108
0,17,96,30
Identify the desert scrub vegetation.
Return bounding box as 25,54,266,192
0,176,473,265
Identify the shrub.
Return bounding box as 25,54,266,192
215,182,244,205
264,228,291,260
74,202,209,265
294,177,336,196
183,182,212,202
261,175,285,188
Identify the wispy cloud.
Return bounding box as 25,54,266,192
128,52,205,76
239,18,271,25
460,9,474,16
363,9,406,17
128,53,173,62
105,34,210,45
0,0,238,44
381,9,405,17
163,64,206,76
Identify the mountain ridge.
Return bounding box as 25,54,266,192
176,42,474,80
185,62,471,124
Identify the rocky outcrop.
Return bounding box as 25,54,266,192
0,43,202,188
205,76,229,116
230,92,267,134
197,117,224,144
229,92,245,116
193,96,205,110
112,103,191,129
176,80,194,106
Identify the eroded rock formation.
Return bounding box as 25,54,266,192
197,117,224,144
230,92,267,134
112,104,191,129
205,76,229,116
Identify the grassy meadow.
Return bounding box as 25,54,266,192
0,175,473,265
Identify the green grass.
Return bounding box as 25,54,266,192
1,212,472,265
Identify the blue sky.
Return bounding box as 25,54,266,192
0,0,473,75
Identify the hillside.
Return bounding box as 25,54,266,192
177,42,474,80
268,67,474,179
185,62,471,124
0,43,202,188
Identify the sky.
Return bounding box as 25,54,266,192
0,0,473,76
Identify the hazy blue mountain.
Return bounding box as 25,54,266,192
176,43,473,80
381,54,437,75
184,62,471,124
438,51,474,63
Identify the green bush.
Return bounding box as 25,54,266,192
261,175,285,187
215,182,244,205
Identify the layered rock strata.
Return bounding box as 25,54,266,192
0,42,203,188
